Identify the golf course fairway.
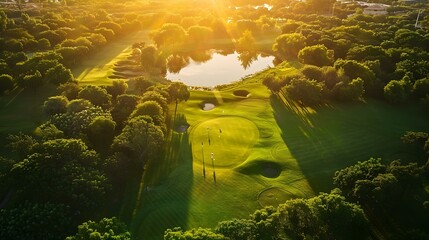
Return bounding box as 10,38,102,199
128,66,429,240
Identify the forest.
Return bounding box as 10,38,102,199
0,0,429,239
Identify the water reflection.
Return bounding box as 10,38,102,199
167,54,190,73
237,50,258,69
166,50,274,87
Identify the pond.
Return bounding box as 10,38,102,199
166,51,274,88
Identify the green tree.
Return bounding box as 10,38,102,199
111,94,141,127
333,158,386,196
78,85,112,109
273,33,306,60
51,106,111,137
413,78,429,99
141,90,169,114
140,45,160,72
0,202,73,240
216,219,258,240
7,133,39,159
58,82,81,100
43,95,69,116
164,227,227,240
333,77,365,101
131,100,164,119
306,0,336,13
0,74,14,95
10,139,109,211
166,54,190,73
67,217,131,240
168,82,190,117
237,30,256,51
384,76,411,104
285,78,323,106
334,59,376,96
187,25,213,49
86,117,116,153
298,44,333,67
301,65,324,81
112,116,165,167
45,63,74,85
18,70,44,89
106,80,128,99
152,23,187,48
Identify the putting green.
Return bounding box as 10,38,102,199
258,187,294,207
191,117,259,168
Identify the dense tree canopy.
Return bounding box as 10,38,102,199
66,217,131,240
10,138,109,211
273,33,306,60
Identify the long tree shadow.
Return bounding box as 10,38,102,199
271,93,429,193
130,127,194,240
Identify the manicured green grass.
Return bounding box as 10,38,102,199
129,63,429,240
0,86,57,158
72,30,150,86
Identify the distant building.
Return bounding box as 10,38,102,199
354,1,389,15
363,4,389,15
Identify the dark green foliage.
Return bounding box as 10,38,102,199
285,78,323,106
413,78,429,99
45,64,74,85
86,117,116,153
167,54,190,73
300,65,324,81
166,191,369,240
112,116,165,166
34,123,64,141
0,202,73,240
111,94,141,127
10,139,109,211
164,227,227,240
18,70,44,89
152,23,187,48
43,95,69,116
216,219,258,240
106,80,128,99
0,74,14,95
272,33,306,60
383,75,412,104
333,158,386,194
141,90,169,114
332,77,364,101
58,82,81,100
334,59,377,96
50,106,112,137
78,85,112,109
7,133,39,159
132,77,153,94
131,100,164,120
66,217,131,240
298,44,333,67
140,45,162,72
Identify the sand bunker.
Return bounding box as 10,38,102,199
202,103,215,111
233,89,250,97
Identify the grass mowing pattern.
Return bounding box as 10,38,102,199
72,30,150,86
125,62,429,239
191,116,259,168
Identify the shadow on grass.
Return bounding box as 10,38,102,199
130,128,194,240
271,93,429,193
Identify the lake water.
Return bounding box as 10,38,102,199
166,52,274,88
